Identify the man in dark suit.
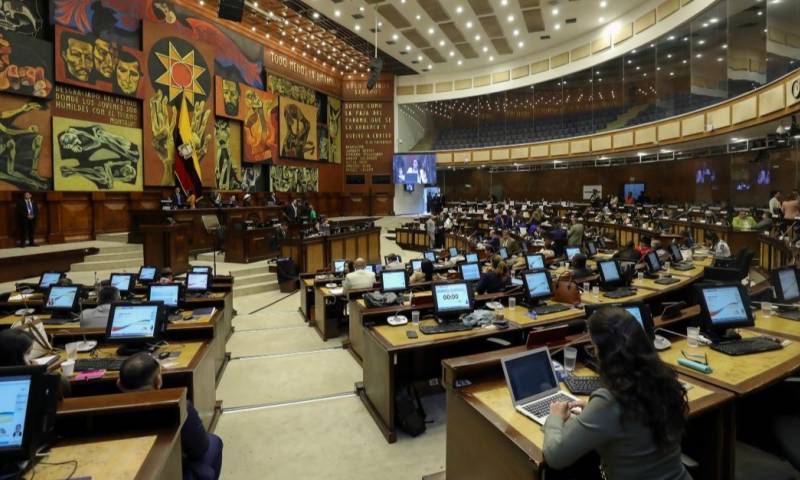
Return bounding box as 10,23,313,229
284,198,301,222
171,186,186,209
16,192,37,247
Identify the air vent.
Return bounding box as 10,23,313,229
369,27,382,33
565,18,577,24
540,35,550,40
352,13,364,19
386,40,396,45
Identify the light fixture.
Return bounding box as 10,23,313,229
312,12,319,19
600,0,607,7
415,14,421,20
427,64,432,69
552,7,559,15
359,6,365,12
466,21,473,28
517,41,524,47
334,9,340,16
354,24,360,31
598,16,605,23
428,27,434,34
474,34,481,41
554,23,561,30
513,29,519,36
392,33,398,40
489,55,494,61
449,50,455,57
439,40,445,46
417,55,423,61
456,6,463,14
457,60,463,65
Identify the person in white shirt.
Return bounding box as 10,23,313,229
708,233,731,259
769,190,782,215
342,258,376,294
80,286,120,328
425,215,436,249
443,215,453,230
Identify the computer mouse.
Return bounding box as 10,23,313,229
653,335,672,351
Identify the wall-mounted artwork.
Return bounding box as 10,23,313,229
143,22,215,187
0,93,50,191
215,118,241,190
316,93,328,161
240,162,265,192
51,0,143,49
279,96,317,161
55,25,145,99
0,29,53,98
243,88,277,163
0,0,46,37
269,165,318,193
52,116,142,191
267,75,314,105
328,97,341,164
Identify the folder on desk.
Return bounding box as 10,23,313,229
190,307,216,318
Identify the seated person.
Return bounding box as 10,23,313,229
635,236,654,258
118,353,223,480
476,261,510,294
484,229,501,252
159,267,174,284
732,210,757,230
501,230,521,256
80,286,120,329
342,258,376,294
410,260,446,285
614,241,642,262
753,211,773,231
482,254,503,274
708,232,731,259
385,254,404,270
570,253,594,279
0,329,35,367
543,307,690,479
540,238,556,260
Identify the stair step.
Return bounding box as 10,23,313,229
96,232,130,243
233,273,277,287
234,280,280,297
94,244,142,254
229,266,267,277
86,251,142,262
70,259,142,272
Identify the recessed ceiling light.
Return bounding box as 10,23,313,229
355,24,360,31
667,35,675,40
251,26,255,31
334,10,340,17
474,34,481,41
552,8,559,15
717,57,724,62
449,51,455,57
466,21,473,28
359,6,365,12
696,53,703,58
312,12,319,19
501,0,508,5
416,14,421,20
482,46,488,52
554,23,561,30
598,16,605,23
439,40,445,46
710,17,719,23
489,55,494,61
457,60,463,65
507,14,514,22
428,27,434,34
253,1,258,6
513,29,519,36
667,53,672,58
456,6,463,14
417,55,423,61
428,64,432,69
406,45,411,51
392,33,398,40
517,41,524,47
600,1,607,7
698,39,706,45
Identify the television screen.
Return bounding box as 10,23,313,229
393,154,436,185
623,183,645,201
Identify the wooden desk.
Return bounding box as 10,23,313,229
225,225,281,263
751,310,800,341
281,225,382,274
313,284,345,341
140,223,190,274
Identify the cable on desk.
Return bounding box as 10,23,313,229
29,460,78,480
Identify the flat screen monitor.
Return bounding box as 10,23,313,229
364,264,382,275
424,251,436,262
381,270,408,293
526,254,545,270
523,270,553,302
38,272,62,290
138,266,158,283
411,259,423,272
333,259,347,274
585,302,655,341
432,282,473,316
449,247,459,258
644,251,661,274
598,260,622,287
384,255,401,265
459,262,481,282
498,247,509,260
110,273,134,293
191,266,212,274
44,285,79,312
148,284,180,308
624,183,645,201
773,267,800,303
186,272,210,293
392,154,436,185
698,284,754,331
565,247,580,261
465,252,479,263
0,374,31,451
669,243,684,263
586,241,598,257
106,303,164,342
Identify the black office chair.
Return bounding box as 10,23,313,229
704,248,754,282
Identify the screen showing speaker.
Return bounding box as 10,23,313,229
392,154,436,185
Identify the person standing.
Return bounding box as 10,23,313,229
16,192,37,247
171,186,185,208
426,214,436,249
769,190,782,215
567,216,584,247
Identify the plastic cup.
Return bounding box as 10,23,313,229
61,359,75,377
664,261,671,271
637,271,644,281
495,308,504,321
563,347,578,372
762,302,773,317
583,282,590,292
591,286,600,298
687,326,700,348
508,297,516,310
65,342,79,360
411,310,420,324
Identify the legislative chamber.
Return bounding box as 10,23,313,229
2,0,800,479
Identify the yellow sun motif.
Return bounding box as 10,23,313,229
154,42,206,103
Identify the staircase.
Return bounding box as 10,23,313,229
228,266,280,297
71,243,143,272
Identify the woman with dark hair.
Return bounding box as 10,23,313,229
0,329,34,366
476,261,510,294
543,307,690,479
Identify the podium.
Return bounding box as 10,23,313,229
140,223,190,274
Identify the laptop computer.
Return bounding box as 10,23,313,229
501,347,579,425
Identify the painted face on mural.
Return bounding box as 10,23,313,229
93,38,118,79
222,79,240,116
115,54,141,95
62,35,93,82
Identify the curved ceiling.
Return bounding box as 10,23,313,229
302,0,644,75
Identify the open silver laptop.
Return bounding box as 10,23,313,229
501,347,578,425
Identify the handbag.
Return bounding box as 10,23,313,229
12,315,54,358
551,271,582,306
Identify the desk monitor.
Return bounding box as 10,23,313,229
526,253,545,271
106,303,166,354
138,266,158,283
148,284,181,309
698,284,754,336
333,259,347,274
499,247,509,260
109,273,134,294
384,255,402,265
773,267,800,303
585,302,655,341
186,272,211,293
0,365,55,465
598,260,623,289
644,251,661,274
424,251,436,262
381,270,408,293
459,262,481,282
522,270,553,306
191,266,212,274
365,264,382,275
411,259,423,272
565,247,580,261
586,241,598,257
44,285,79,317
432,282,474,319
38,272,63,290
449,247,459,258
668,243,684,263
465,252,479,263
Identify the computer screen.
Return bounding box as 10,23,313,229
0,375,31,450
148,284,180,308
333,260,346,273
599,261,620,283
107,304,160,340
381,270,407,292
138,266,157,282
191,266,212,274
424,251,436,262
524,271,552,300
45,286,78,310
701,285,752,328
669,243,684,263
38,272,61,290
499,247,508,259
411,260,423,272
645,251,661,272
586,241,598,256
624,183,645,201
433,282,472,314
186,273,209,292
392,154,436,185
110,274,133,293
460,262,481,281
526,254,545,270
449,247,458,257
363,265,374,274
777,268,800,302
503,349,557,402
465,253,479,263
565,247,580,261
623,306,645,328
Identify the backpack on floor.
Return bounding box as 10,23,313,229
395,384,426,437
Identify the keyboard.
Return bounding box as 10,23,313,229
532,303,571,315
655,277,680,285
672,262,694,271
710,337,783,356
74,358,125,372
44,316,78,325
564,375,603,395
521,392,575,419
419,322,474,335
604,288,636,299
777,308,800,321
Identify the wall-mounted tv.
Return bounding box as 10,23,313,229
623,183,645,201
393,154,436,185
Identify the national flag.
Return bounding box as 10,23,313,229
173,96,202,195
